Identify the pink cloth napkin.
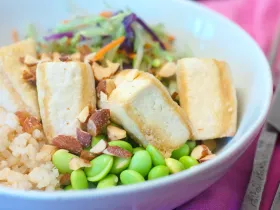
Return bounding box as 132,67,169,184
177,0,280,209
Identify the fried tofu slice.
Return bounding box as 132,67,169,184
0,39,39,118
36,62,96,142
0,38,36,57
99,70,191,157
0,56,40,118
176,58,237,140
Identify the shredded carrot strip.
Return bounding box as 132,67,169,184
128,53,136,59
144,43,151,49
63,20,69,24
66,38,71,46
168,35,175,42
99,11,113,18
93,36,125,62
118,50,136,59
164,43,172,50
12,30,19,43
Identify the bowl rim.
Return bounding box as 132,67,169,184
0,0,273,199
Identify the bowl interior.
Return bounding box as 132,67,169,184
0,0,272,197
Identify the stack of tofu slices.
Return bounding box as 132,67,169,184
0,39,237,157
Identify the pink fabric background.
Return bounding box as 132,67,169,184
177,0,280,209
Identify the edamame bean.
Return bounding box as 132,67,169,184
179,156,199,169
133,147,145,154
108,141,133,152
85,154,113,182
120,170,145,185
171,144,190,160
110,157,131,174
165,158,185,174
64,185,73,190
148,165,169,180
187,141,196,152
91,135,106,147
129,150,152,177
52,149,77,174
97,174,118,189
146,145,165,166
71,169,88,190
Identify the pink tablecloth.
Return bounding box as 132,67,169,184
178,0,280,209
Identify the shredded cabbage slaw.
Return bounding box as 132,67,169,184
27,10,190,72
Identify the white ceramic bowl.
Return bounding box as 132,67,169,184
0,0,272,209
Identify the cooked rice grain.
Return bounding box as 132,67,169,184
0,107,59,190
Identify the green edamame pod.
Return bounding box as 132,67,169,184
165,158,185,174
187,141,196,152
70,169,88,190
146,145,165,166
97,174,118,189
148,165,169,180
64,185,73,190
179,156,199,169
108,141,133,152
85,154,113,182
120,170,145,185
129,150,152,177
110,157,131,174
133,147,145,154
52,149,77,174
171,144,190,160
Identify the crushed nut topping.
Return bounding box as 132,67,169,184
103,146,132,158
77,106,91,123
23,55,38,67
59,55,72,62
59,174,71,186
15,111,30,126
199,154,216,163
80,150,97,161
69,157,91,170
22,65,37,85
107,125,126,141
22,116,42,134
52,52,61,61
87,109,110,136
157,62,176,78
77,45,92,57
71,52,82,61
190,145,211,160
52,135,83,155
90,139,108,154
92,60,119,81
76,128,92,148
96,79,116,98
